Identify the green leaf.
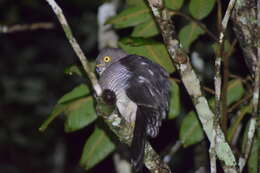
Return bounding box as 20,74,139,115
189,0,216,19
247,138,259,173
178,22,205,51
107,6,152,29
119,37,175,73
64,96,97,132
80,127,116,170
127,0,146,6
180,111,204,147
131,19,159,38
212,40,232,56
227,79,245,105
39,104,67,132
59,85,96,132
209,79,245,109
168,79,180,119
164,0,184,10
241,120,250,154
58,84,90,104
227,104,252,142
39,84,97,132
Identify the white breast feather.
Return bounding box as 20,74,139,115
116,89,137,123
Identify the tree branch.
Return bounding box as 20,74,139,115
96,99,171,173
213,0,237,172
216,0,222,32
231,0,259,172
172,77,215,95
44,0,170,172
0,22,54,33
215,0,237,132
44,0,102,96
221,39,237,130
146,0,237,172
163,140,182,164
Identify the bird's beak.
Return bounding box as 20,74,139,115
96,64,105,74
96,63,105,67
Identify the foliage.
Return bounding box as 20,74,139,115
80,127,116,170
40,0,256,172
1,0,257,172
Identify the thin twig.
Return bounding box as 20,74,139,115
163,140,182,164
221,0,237,31
212,0,237,172
168,10,218,42
44,0,102,96
212,48,221,173
229,74,252,84
221,39,237,132
227,103,252,144
0,22,54,33
216,0,222,33
171,77,215,95
224,39,238,58
228,92,253,113
216,0,237,132
203,87,215,95
238,115,258,172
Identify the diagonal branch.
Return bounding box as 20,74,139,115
213,0,237,172
231,0,259,172
44,0,102,96
146,0,237,172
216,0,237,133
44,0,171,172
96,99,171,173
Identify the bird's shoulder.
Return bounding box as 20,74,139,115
116,55,170,107
118,55,169,78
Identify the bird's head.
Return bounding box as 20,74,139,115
95,48,128,75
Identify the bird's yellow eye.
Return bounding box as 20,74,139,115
103,56,111,63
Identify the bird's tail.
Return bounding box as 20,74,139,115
130,105,149,173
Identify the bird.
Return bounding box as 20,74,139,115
95,48,171,172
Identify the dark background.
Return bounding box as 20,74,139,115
0,1,102,173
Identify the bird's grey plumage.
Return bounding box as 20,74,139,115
96,48,170,172
96,48,128,75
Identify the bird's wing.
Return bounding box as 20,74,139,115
119,55,170,125
119,55,170,171
119,55,170,137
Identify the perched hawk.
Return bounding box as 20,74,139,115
96,48,170,171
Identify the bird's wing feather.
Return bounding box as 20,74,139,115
119,55,170,137
117,55,170,172
119,55,170,107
